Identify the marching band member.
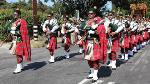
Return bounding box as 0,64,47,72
129,20,138,56
143,20,149,47
77,19,86,54
10,9,31,74
145,19,150,44
83,8,106,83
137,21,143,50
61,17,75,59
120,20,130,61
139,21,145,48
42,13,59,63
107,15,123,69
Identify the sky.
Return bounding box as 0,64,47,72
6,0,54,6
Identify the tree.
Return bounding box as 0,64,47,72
0,0,6,6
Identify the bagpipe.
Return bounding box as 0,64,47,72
107,23,119,53
44,23,56,47
61,24,74,46
45,23,56,36
9,22,21,55
76,19,105,44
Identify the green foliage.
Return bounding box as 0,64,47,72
1,0,150,41
0,20,13,41
0,1,51,41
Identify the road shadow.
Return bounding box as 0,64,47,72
23,61,47,71
116,59,126,67
69,52,81,58
55,52,81,62
98,66,112,78
55,55,66,62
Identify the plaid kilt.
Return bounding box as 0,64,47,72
143,31,149,40
16,42,24,56
121,34,130,49
48,36,57,52
77,40,84,47
139,35,144,42
77,35,85,47
84,40,102,61
64,36,71,51
130,34,137,45
112,38,119,52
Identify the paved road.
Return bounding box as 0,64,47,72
0,44,150,84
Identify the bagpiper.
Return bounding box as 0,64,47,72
129,19,138,56
106,13,120,69
83,8,106,83
42,13,59,63
145,19,150,44
119,16,130,61
143,19,149,47
10,9,31,74
61,17,75,59
77,18,86,54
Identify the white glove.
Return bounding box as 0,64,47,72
88,30,95,34
91,24,98,29
10,31,16,34
43,28,48,32
11,27,16,31
75,27,79,33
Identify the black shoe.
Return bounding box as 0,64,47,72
48,61,54,64
86,77,93,79
78,52,83,54
13,71,22,74
91,79,97,83
112,68,116,70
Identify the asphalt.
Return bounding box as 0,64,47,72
0,43,150,84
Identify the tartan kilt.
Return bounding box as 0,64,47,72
121,35,130,48
16,41,31,61
112,38,119,52
62,36,71,51
48,36,57,52
135,35,138,43
137,35,140,42
143,31,149,40
16,42,24,56
77,35,85,47
77,39,84,47
130,34,137,45
139,35,144,42
84,40,102,61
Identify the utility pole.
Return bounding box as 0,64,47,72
32,0,38,41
